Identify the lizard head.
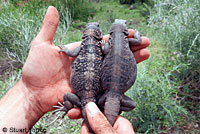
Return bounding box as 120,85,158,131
109,19,129,35
114,19,127,26
82,22,103,41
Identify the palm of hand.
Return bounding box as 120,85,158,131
22,41,74,113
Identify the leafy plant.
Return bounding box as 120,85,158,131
148,0,200,70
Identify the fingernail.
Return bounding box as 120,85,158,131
48,6,53,10
87,102,100,116
47,6,52,11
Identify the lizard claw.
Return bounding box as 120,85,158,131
61,113,67,119
100,40,106,44
52,106,69,114
52,101,69,115
58,45,65,49
58,101,64,106
58,45,67,53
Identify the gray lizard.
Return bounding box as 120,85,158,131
53,22,104,132
98,19,141,126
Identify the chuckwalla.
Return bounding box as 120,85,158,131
99,19,142,126
54,22,104,132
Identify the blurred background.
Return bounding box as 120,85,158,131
0,0,199,133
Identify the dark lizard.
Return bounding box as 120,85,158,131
98,19,142,126
53,22,104,132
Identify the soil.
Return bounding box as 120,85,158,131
0,57,22,81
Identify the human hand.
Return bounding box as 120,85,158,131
80,102,135,134
21,6,76,115
0,6,78,130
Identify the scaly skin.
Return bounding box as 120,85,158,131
54,23,103,132
99,19,141,126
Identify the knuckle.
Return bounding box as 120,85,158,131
46,20,57,28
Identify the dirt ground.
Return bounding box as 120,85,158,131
0,56,22,81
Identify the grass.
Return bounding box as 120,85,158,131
0,0,195,133
33,112,82,133
147,0,200,132
0,70,21,98
123,39,188,133
89,0,147,34
148,0,200,70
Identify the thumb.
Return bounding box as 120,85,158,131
36,6,59,44
86,102,117,134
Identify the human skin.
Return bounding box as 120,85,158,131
0,6,150,134
81,102,135,134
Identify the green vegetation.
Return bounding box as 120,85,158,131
148,0,200,132
124,42,187,133
149,0,200,70
9,0,95,22
0,0,199,133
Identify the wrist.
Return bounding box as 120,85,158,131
0,79,44,131
19,79,44,127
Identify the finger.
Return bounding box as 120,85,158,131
86,102,117,134
113,116,135,134
130,37,150,52
60,40,149,64
35,6,59,44
67,107,82,119
127,29,135,38
102,35,110,42
61,32,150,64
134,48,150,64
81,122,93,134
62,31,150,50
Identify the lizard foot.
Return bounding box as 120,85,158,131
53,93,81,118
58,45,81,57
58,45,68,53
120,94,136,112
128,30,142,46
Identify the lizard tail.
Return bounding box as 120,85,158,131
104,91,121,126
81,106,93,132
